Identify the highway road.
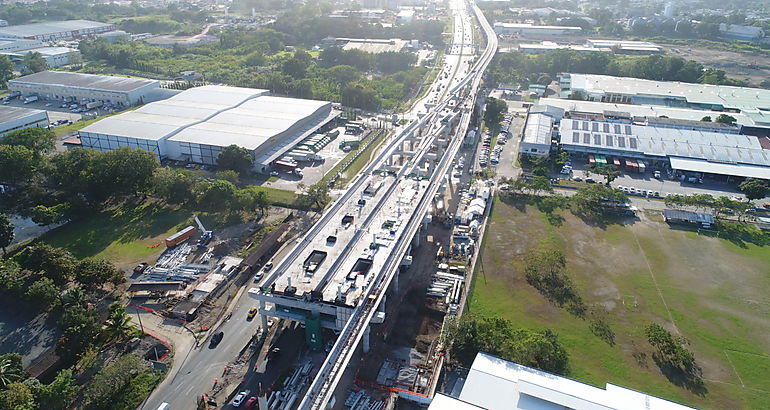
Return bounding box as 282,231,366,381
143,1,494,408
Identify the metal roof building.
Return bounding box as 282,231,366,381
79,85,338,170
560,73,770,113
519,112,554,157
560,117,770,179
494,23,582,37
430,352,693,410
0,20,116,41
8,71,160,106
0,106,49,137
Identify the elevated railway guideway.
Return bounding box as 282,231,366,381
294,2,498,409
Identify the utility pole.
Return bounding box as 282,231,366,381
135,306,145,333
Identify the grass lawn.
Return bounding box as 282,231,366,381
469,197,770,409
37,200,262,265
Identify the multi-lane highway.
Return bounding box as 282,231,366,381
142,1,496,409
292,0,498,407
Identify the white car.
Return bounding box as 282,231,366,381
232,391,248,407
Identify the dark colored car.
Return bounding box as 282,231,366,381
210,331,224,347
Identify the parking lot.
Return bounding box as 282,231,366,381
566,163,747,201
2,94,128,127
267,126,358,191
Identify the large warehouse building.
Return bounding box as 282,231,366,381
78,85,338,171
0,20,116,41
559,73,770,113
519,102,770,179
494,22,582,37
0,106,49,137
8,71,160,106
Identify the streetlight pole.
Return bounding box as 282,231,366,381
135,306,145,333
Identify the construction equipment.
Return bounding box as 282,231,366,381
193,215,213,248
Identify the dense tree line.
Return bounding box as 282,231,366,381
489,50,748,88
272,5,445,47
79,32,428,111
443,316,570,374
0,0,207,34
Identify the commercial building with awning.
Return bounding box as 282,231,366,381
668,157,770,180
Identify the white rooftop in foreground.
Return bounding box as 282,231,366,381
431,353,693,410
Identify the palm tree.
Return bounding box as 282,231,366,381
62,286,86,308
0,357,22,387
104,303,133,342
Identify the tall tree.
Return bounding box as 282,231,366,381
75,259,123,291
104,303,133,342
38,369,76,410
0,55,13,88
593,164,620,185
21,51,49,74
95,147,159,197
151,167,195,204
444,316,569,374
483,97,507,128
24,277,61,312
0,213,13,256
217,145,252,175
0,128,56,156
56,305,100,364
739,178,768,201
300,182,330,210
715,114,737,124
0,145,36,184
15,244,76,285
0,354,23,388
0,381,35,410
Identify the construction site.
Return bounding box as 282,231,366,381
341,140,493,409
127,210,299,332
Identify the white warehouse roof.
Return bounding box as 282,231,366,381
538,98,757,126
169,95,331,150
564,73,770,112
80,85,266,141
430,353,693,410
80,85,335,161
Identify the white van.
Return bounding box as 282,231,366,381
157,403,170,410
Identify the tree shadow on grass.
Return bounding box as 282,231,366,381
571,209,639,231
710,221,770,249
40,201,191,259
652,355,709,397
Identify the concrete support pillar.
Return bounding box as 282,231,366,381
393,270,399,294
378,295,386,313
363,325,371,354
413,225,422,248
259,299,268,330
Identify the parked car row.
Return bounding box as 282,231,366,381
617,185,662,198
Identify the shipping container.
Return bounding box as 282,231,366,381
165,226,198,247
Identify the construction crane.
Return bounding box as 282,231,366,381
193,214,213,248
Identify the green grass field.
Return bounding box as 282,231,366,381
469,197,770,409
37,186,296,264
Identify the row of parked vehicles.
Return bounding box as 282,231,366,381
479,114,512,167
